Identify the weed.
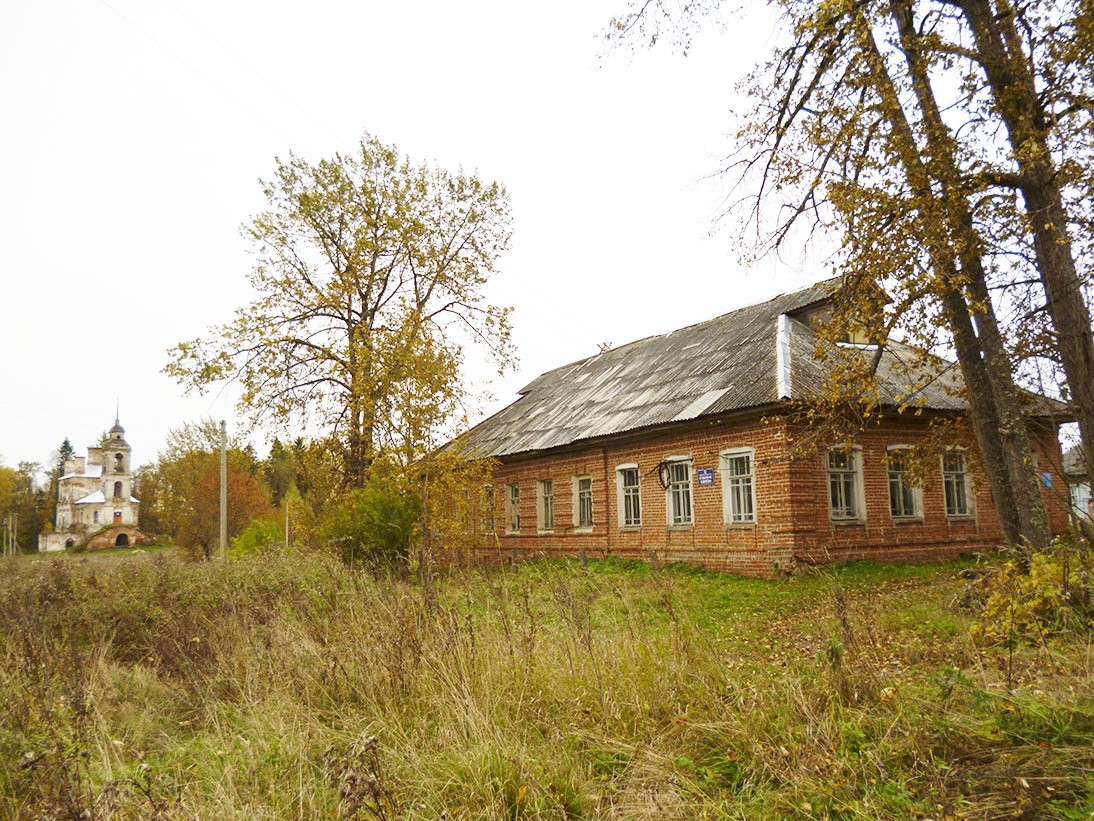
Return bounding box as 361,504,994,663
0,551,1090,818
323,734,396,820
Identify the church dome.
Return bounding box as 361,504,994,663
109,416,129,446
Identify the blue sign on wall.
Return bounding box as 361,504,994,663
697,468,715,487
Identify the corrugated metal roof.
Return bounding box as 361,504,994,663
455,278,1044,459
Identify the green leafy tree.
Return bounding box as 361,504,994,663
320,473,421,572
167,134,515,487
231,518,285,556
264,438,297,507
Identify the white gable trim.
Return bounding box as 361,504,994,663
776,314,792,400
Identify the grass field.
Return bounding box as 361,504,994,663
0,549,1090,819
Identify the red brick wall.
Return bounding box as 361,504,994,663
465,413,1068,577
86,525,150,550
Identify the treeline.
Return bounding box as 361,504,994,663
133,419,436,567
134,418,489,570
0,461,51,554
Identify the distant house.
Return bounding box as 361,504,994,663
1062,446,1092,522
454,279,1069,576
38,417,148,552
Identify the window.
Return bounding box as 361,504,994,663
537,479,554,531
481,485,495,533
93,510,99,524
887,448,920,519
943,451,971,516
617,465,641,528
574,476,593,529
721,448,755,524
113,481,123,499
666,459,693,526
1071,482,1092,520
505,483,521,533
827,447,863,521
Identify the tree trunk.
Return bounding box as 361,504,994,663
938,286,1022,544
959,0,1094,489
884,0,1051,550
853,5,1050,548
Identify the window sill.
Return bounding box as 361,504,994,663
619,525,641,532
668,524,694,531
830,518,866,526
725,520,756,528
573,526,593,534
537,529,554,535
891,516,924,525
946,514,976,521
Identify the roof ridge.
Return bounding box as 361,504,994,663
519,277,838,392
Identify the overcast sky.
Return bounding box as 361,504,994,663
0,0,824,473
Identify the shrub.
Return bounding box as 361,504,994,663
320,475,421,572
230,518,284,556
971,539,1092,646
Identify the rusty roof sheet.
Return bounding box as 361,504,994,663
455,279,1045,459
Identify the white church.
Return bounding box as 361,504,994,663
38,416,148,552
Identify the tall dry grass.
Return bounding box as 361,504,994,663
0,550,1090,819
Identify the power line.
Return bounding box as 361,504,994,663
95,0,619,368
159,0,355,153
96,0,311,154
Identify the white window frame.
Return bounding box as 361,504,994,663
616,464,641,528
573,475,593,531
664,457,693,527
942,450,974,518
886,446,923,521
505,483,521,534
536,479,554,532
720,447,756,524
827,446,866,523
1070,481,1092,521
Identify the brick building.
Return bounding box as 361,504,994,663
454,279,1069,576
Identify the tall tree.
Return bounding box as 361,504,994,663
951,0,1094,486
166,135,515,487
610,0,1094,549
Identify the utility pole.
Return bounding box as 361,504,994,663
5,513,15,556
219,420,227,561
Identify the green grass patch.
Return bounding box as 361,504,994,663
0,550,1089,818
